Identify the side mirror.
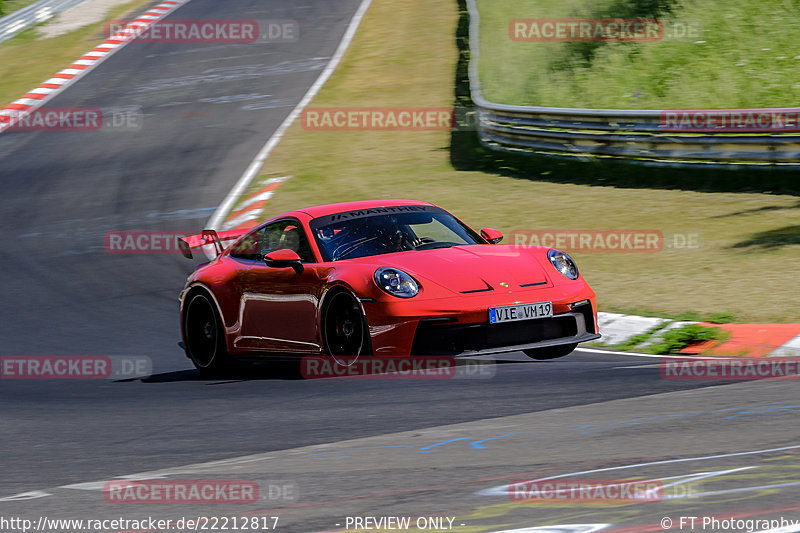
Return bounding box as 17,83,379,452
480,228,503,244
264,249,304,274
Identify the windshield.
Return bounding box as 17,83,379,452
310,205,483,261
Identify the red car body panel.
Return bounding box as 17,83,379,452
179,200,599,357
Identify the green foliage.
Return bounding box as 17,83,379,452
647,324,724,354
554,0,677,69
705,312,736,324
2,1,47,18
454,0,800,194
614,332,652,350
673,311,703,321
478,0,800,109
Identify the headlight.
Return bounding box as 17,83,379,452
547,249,579,280
374,267,419,298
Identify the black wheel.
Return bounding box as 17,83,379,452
183,291,234,375
322,290,370,358
523,343,578,360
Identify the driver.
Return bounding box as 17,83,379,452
281,227,300,253
278,225,313,262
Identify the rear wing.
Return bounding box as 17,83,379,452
178,229,247,259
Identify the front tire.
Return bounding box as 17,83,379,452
322,290,371,359
183,291,235,376
523,343,577,360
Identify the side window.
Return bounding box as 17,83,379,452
230,220,315,263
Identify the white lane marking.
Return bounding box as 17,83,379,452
57,457,275,494
60,473,173,491
611,364,664,369
685,480,800,500
656,466,755,497
506,468,754,501
192,455,276,469
205,0,374,237
478,444,800,496
0,491,51,501
578,347,718,359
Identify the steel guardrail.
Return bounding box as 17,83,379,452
465,0,800,167
0,0,89,44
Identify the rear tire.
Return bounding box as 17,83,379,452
183,291,236,376
322,290,371,360
523,343,577,360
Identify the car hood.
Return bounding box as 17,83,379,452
357,245,553,294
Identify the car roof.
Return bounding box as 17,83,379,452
293,199,436,219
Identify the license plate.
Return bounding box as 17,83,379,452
489,301,553,324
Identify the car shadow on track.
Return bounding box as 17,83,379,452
121,357,530,383
125,361,308,383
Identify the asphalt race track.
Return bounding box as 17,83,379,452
1,1,799,532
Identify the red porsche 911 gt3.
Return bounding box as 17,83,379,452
178,200,600,374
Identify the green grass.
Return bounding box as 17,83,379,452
611,332,656,351
0,0,154,107
593,322,729,353
233,0,800,324
2,0,40,15
647,324,726,354
476,0,800,108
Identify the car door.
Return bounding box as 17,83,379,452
229,219,322,353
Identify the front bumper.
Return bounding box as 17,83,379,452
362,286,599,356
410,310,599,356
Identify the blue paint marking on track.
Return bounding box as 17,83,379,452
418,437,470,453
301,435,517,459
469,434,515,449
722,404,800,419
